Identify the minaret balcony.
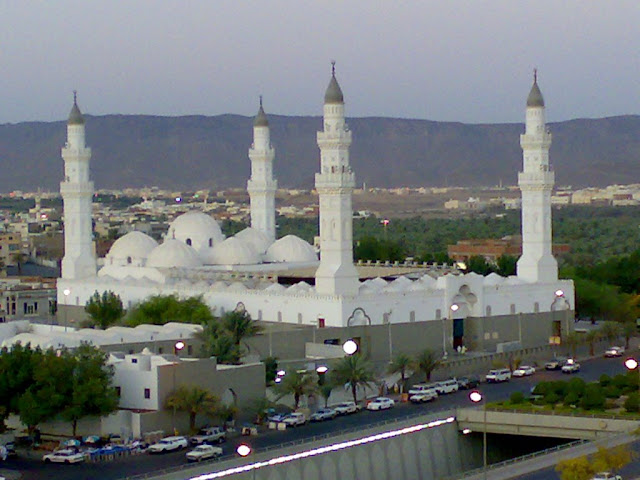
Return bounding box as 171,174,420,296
315,171,356,189
60,181,94,196
520,134,552,149
518,171,554,188
247,179,277,192
317,130,352,146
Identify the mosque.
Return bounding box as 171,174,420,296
57,67,574,357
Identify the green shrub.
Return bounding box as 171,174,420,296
510,392,525,405
604,385,622,398
624,392,640,413
567,377,586,396
613,374,630,390
550,381,568,397
580,384,606,411
563,391,580,407
599,374,612,387
532,382,549,396
544,392,560,405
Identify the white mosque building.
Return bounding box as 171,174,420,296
56,67,574,355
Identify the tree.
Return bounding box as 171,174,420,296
127,295,214,326
220,310,263,349
388,353,412,393
585,329,600,356
60,344,119,436
197,321,241,364
465,256,494,276
273,370,317,410
555,456,594,480
413,349,441,382
330,354,376,404
592,445,634,474
563,332,583,358
11,252,26,275
319,383,333,408
85,291,125,329
621,320,636,349
165,385,220,433
0,343,38,431
599,321,623,344
496,255,517,277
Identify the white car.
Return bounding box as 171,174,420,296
408,383,439,396
409,390,438,403
190,426,226,445
366,397,395,411
604,346,625,358
331,402,359,415
148,436,189,453
186,444,223,462
282,412,307,426
435,379,459,394
42,449,85,464
591,473,622,480
512,365,536,377
486,368,511,383
561,360,581,374
310,408,337,422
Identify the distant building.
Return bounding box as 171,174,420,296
0,278,56,322
448,235,570,264
0,233,22,266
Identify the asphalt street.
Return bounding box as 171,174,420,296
1,353,631,480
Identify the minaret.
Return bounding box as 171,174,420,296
517,71,558,283
247,96,277,242
60,92,96,279
314,63,359,295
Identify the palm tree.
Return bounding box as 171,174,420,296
585,329,600,356
221,310,264,348
319,383,333,407
165,385,219,433
388,353,412,393
563,331,583,358
330,354,376,405
273,370,317,410
599,321,623,345
413,349,441,383
622,321,636,349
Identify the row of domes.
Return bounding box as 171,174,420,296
104,211,317,269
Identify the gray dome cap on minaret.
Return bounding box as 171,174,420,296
526,70,545,108
254,96,269,127
68,91,85,125
324,62,344,104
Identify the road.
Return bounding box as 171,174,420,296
1,354,630,480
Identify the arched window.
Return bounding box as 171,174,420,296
486,306,492,316
209,238,213,247
435,309,442,320
510,304,516,314
127,256,132,264
534,302,540,313
186,238,192,246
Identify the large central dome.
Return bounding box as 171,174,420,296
167,211,225,254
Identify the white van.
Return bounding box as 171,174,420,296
408,383,438,396
435,379,459,394
486,368,511,383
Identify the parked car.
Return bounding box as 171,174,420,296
4,442,16,458
186,444,223,462
435,379,459,394
457,376,480,390
266,412,289,423
591,473,622,480
545,357,568,370
148,436,189,453
282,412,307,427
366,397,395,411
408,383,439,395
409,390,438,403
485,368,511,383
512,365,536,377
310,408,337,422
42,449,86,464
190,427,226,445
604,346,625,358
561,360,581,374
331,402,360,415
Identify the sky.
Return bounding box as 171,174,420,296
1,1,639,124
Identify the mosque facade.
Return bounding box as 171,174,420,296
57,68,574,354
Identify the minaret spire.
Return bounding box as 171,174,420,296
315,65,359,296
247,96,277,242
517,72,558,283
60,93,96,280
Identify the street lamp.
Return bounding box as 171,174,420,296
236,445,256,479
63,288,70,332
316,365,328,386
469,390,487,479
343,339,358,355
625,358,640,410
443,304,459,358
174,341,185,356
171,341,185,433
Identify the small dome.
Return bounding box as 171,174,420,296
147,239,203,268
68,93,85,125
526,73,545,107
234,227,272,255
209,237,262,265
254,97,269,127
167,211,224,254
264,235,317,263
324,63,344,104
106,231,158,266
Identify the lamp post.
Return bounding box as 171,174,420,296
316,365,328,385
625,357,640,411
469,390,487,480
443,304,459,358
62,288,70,332
236,445,256,480
171,341,185,433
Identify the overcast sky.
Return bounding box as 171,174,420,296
1,1,638,124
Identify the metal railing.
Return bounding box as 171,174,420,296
120,407,457,480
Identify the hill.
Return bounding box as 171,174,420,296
0,114,638,192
